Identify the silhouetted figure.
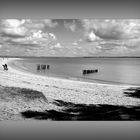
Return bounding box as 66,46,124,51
37,64,41,70
83,70,86,75
87,70,90,74
2,64,8,70
95,69,98,72
5,64,8,70
82,69,98,75
41,64,46,70
47,65,50,70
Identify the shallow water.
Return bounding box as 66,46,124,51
13,57,140,86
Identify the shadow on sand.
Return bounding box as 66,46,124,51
21,99,140,120
124,87,140,99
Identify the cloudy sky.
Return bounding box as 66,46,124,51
0,19,140,57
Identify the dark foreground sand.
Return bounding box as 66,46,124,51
0,85,61,120
0,85,140,120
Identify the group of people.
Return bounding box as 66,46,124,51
37,64,50,70
82,69,98,75
1,58,8,71
2,64,8,70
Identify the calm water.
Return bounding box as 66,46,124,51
13,57,140,86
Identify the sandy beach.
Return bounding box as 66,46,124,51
0,58,140,120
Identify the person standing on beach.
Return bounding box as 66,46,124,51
4,64,8,70
2,58,8,70
47,64,50,70
2,58,5,70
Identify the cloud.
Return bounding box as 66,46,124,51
72,42,78,46
1,19,27,36
0,19,58,37
72,38,83,46
23,20,45,29
80,19,140,40
88,31,96,41
12,30,57,47
80,19,98,31
78,19,140,55
106,46,131,55
100,43,118,51
2,19,25,28
1,32,25,38
48,42,63,50
64,20,76,32
125,38,140,49
48,33,57,40
1,19,140,57
43,19,58,28
0,19,59,49
54,43,62,48
85,30,101,42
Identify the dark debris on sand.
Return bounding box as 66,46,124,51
21,99,140,121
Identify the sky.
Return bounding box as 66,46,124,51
0,19,140,57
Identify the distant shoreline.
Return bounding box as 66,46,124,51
8,58,140,87
1,56,140,58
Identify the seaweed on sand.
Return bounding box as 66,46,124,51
21,99,140,120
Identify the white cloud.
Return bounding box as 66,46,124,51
86,31,100,42
54,43,62,48
49,42,62,49
107,46,130,55
24,20,45,29
0,19,58,48
72,39,83,46
125,38,140,49
32,30,43,38
88,31,96,41
1,19,58,37
72,42,78,46
79,19,140,55
48,33,57,40
96,46,102,49
44,19,58,28
3,27,26,36
80,19,98,31
1,19,27,36
1,19,140,56
12,30,57,47
78,38,83,42
80,19,140,40
64,20,76,32
2,19,25,28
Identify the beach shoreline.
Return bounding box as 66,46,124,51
0,58,140,120
7,57,140,87
0,57,139,104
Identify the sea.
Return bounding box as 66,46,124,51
11,57,140,86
